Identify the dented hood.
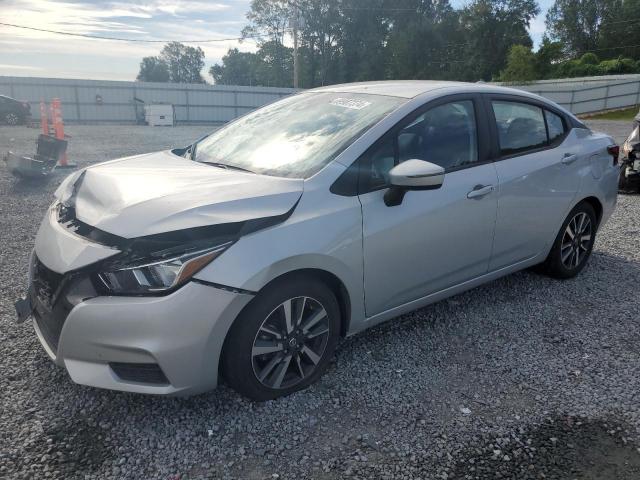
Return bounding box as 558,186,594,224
57,151,304,238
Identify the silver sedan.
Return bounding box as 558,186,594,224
16,81,619,400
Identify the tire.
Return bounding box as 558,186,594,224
5,112,20,126
541,202,597,279
221,275,341,401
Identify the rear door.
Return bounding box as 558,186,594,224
486,95,581,271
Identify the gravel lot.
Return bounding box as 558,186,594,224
1,121,639,480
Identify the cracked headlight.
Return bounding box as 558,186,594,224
97,243,230,295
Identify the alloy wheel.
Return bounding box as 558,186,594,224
5,113,19,125
560,212,592,269
251,296,330,390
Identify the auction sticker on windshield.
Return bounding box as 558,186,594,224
330,98,372,110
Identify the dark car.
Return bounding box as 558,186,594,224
619,109,640,192
0,95,31,125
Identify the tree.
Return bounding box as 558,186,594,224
384,0,460,81
242,0,293,87
456,0,540,81
136,42,205,83
499,44,538,82
534,37,565,78
255,40,294,87
597,0,640,60
160,42,206,83
210,49,261,85
136,56,170,82
545,0,618,57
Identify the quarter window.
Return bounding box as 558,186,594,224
492,101,547,155
545,110,566,144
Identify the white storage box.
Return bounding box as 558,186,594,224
144,104,174,126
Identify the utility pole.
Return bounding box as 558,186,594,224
293,16,299,89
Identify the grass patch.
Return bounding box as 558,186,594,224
584,106,639,121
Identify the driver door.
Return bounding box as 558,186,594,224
358,95,499,317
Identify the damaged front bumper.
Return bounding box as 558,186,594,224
16,204,254,395
17,250,253,395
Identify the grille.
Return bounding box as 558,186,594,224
109,363,170,385
31,255,63,309
31,256,68,352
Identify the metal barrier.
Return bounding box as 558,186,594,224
2,74,639,122
0,76,297,125
503,74,640,115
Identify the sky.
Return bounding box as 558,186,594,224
0,0,554,82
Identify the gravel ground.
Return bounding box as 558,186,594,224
1,122,639,480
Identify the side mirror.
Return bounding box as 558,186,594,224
384,159,445,206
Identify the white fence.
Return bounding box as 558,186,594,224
0,76,297,124
504,74,640,115
2,74,639,124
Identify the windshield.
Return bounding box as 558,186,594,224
194,92,406,178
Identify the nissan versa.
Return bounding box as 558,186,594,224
16,81,619,400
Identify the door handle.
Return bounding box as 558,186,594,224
562,153,578,165
467,184,494,199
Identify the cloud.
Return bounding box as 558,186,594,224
0,64,44,71
0,0,253,80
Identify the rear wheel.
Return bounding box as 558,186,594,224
5,112,20,125
222,275,340,401
541,202,597,279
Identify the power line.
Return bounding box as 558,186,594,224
0,21,285,43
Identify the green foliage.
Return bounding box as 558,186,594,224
598,57,639,74
499,45,538,82
160,42,205,84
137,42,205,83
580,53,599,65
209,49,261,86
211,0,541,86
547,54,640,78
545,0,614,57
188,0,640,87
136,57,170,82
587,106,640,120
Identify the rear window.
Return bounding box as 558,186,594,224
492,101,547,155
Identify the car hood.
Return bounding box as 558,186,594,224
56,151,304,238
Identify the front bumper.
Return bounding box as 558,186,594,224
23,260,253,395
19,204,255,395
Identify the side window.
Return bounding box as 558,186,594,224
359,100,479,193
492,101,547,155
545,110,566,144
397,100,478,170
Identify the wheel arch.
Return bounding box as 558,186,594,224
239,268,352,338
217,267,353,382
579,195,603,227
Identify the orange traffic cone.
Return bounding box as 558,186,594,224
50,98,76,168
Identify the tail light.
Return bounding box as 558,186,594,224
607,145,620,165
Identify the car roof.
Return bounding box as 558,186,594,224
309,80,538,99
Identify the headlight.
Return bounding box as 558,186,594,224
97,243,230,295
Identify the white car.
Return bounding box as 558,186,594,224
16,81,619,400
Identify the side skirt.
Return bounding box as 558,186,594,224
353,252,546,334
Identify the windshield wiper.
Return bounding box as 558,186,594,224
201,161,255,174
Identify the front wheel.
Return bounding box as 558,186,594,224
541,202,597,279
221,275,341,401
